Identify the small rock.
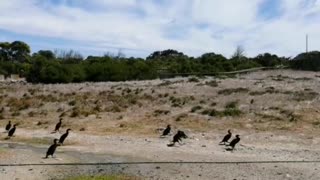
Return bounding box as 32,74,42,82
155,166,160,169
202,145,206,147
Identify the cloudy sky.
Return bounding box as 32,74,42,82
0,0,319,58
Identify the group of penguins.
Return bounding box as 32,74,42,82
162,125,241,151
4,119,72,158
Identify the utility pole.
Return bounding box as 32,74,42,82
306,34,309,53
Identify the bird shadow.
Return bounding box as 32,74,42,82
167,142,185,147
42,156,61,160
225,147,235,152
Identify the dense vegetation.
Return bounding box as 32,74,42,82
0,40,318,83
290,51,320,71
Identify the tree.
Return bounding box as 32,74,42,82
0,41,31,62
10,41,31,62
146,49,185,60
116,49,126,59
34,50,56,60
231,45,245,60
199,53,227,64
54,49,83,63
0,42,11,61
290,51,320,71
253,53,282,67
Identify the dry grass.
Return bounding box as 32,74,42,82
1,70,320,135
218,88,249,95
205,80,219,87
9,137,54,145
190,105,202,113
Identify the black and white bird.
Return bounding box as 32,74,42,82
46,139,60,158
219,129,232,145
226,135,240,151
59,128,71,145
5,121,11,131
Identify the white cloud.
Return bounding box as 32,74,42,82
0,0,319,57
192,0,263,27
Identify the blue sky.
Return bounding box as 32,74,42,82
0,0,319,58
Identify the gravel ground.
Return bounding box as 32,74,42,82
1,129,320,179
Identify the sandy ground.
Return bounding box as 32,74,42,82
1,70,320,179
1,128,320,180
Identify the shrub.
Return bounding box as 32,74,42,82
218,88,249,95
225,101,238,109
205,80,219,87
201,109,210,115
70,108,80,117
208,109,219,116
188,77,200,82
175,113,188,121
191,106,202,113
68,100,77,106
291,91,318,101
222,108,242,116
154,109,170,116
105,105,122,113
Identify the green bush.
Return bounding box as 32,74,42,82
0,41,291,83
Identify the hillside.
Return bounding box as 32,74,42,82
1,69,320,179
